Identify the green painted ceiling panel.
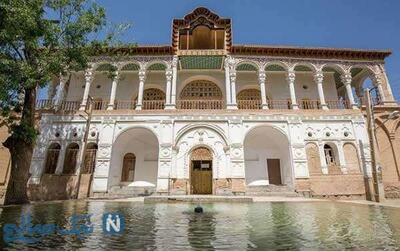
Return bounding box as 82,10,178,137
180,56,223,69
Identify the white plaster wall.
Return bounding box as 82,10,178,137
30,112,370,192
109,127,159,188
243,125,291,186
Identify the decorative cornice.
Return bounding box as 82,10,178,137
231,45,391,61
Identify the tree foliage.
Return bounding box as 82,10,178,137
0,0,131,204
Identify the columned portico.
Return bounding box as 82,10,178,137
80,68,93,110
229,70,238,109
314,70,328,110
341,73,358,109
136,69,146,110
107,70,119,110
164,69,173,109
287,70,299,109
258,70,268,109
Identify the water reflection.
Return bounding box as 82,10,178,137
0,201,399,250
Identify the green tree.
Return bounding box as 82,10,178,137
0,0,125,204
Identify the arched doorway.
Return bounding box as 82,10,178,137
109,127,159,189
190,147,213,194
244,126,292,186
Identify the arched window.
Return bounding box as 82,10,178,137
82,143,98,174
237,89,261,109
324,144,336,166
179,80,223,109
181,80,222,99
135,88,165,110
44,143,61,174
121,153,136,182
63,143,79,174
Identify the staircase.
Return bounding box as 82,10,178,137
245,185,300,197
109,186,155,198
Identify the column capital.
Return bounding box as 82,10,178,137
258,70,266,82
286,70,295,82
138,70,146,82
313,71,324,83
84,69,94,83
340,73,352,85
112,70,120,81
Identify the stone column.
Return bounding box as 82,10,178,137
107,71,119,110
170,56,178,109
258,70,268,109
54,74,69,109
314,70,328,110
340,73,358,109
373,75,387,103
135,69,146,110
286,70,299,109
164,69,173,109
224,59,232,108
80,68,94,111
229,70,238,109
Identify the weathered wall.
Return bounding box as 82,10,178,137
28,174,78,201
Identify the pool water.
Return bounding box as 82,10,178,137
0,201,400,250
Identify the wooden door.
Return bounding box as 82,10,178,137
267,159,282,185
191,160,212,194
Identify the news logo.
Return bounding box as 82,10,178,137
102,212,125,235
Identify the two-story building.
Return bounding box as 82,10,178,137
28,7,400,200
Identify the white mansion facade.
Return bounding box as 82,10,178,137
28,8,399,199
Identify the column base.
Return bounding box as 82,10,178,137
79,104,86,111
164,104,176,110
135,105,142,110
351,104,359,110
261,104,269,110
291,104,299,110
227,104,238,110
321,104,329,110
106,104,114,110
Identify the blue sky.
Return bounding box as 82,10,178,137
94,0,399,101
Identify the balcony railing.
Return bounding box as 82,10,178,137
36,98,358,112
268,100,292,110
326,100,350,109
300,100,321,110
177,99,224,110
237,100,262,110
142,100,165,110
